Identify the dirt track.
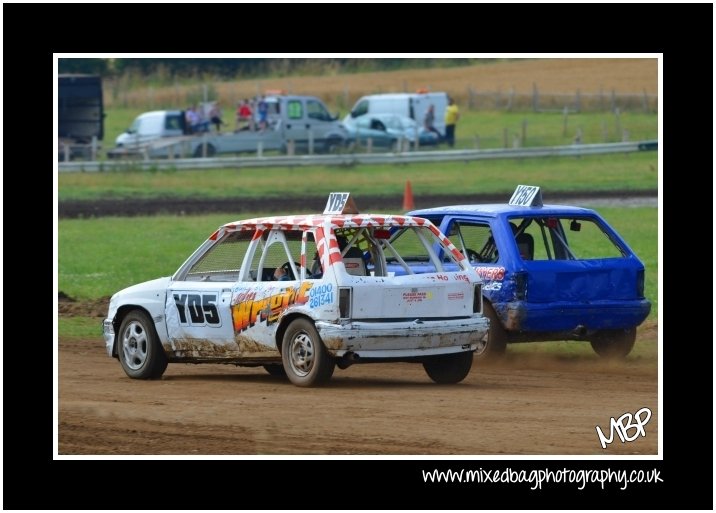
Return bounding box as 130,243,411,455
58,189,659,456
59,327,658,456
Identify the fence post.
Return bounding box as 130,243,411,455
287,140,295,156
202,133,208,158
507,87,515,112
562,106,569,137
610,88,616,112
532,82,539,112
575,88,581,113
614,108,621,140
521,119,527,146
367,138,373,154
642,88,649,113
574,127,583,144
512,133,520,148
257,140,263,158
91,136,98,161
622,129,629,142
308,129,314,155
63,142,70,162
599,86,605,112
467,86,475,110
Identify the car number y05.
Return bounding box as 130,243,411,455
173,293,221,326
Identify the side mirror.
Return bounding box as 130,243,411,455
570,220,581,232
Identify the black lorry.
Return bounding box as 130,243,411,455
58,74,104,160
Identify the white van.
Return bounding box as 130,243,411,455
115,110,186,147
344,92,448,135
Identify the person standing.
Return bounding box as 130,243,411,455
423,104,442,139
444,96,460,148
209,102,223,132
236,99,253,132
257,95,269,131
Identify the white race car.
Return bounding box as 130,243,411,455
103,193,489,387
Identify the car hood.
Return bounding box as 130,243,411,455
111,276,171,304
115,132,132,145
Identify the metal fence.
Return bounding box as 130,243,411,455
58,140,657,173
463,85,657,114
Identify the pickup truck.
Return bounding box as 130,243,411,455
108,95,348,158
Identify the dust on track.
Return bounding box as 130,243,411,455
58,328,658,455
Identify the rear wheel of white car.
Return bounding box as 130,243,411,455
263,364,287,377
475,302,507,360
423,351,473,384
117,310,168,379
281,318,335,387
590,327,636,358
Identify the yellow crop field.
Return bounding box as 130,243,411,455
106,58,658,110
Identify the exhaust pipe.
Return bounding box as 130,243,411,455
336,351,360,369
572,325,587,338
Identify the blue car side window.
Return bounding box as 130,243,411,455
448,221,496,263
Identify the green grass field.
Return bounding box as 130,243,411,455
58,206,658,313
60,105,659,343
58,151,657,202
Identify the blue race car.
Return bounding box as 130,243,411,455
396,185,651,359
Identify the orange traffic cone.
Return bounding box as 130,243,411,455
402,180,415,211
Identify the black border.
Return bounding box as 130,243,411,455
5,2,712,510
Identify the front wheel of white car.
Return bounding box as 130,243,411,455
281,318,335,387
117,310,168,379
423,351,473,384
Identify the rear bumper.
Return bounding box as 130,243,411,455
496,299,651,333
315,317,489,358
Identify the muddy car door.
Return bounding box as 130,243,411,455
165,230,251,355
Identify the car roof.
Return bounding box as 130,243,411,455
141,110,182,117
410,203,599,218
266,95,318,102
366,113,412,121
210,214,436,239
